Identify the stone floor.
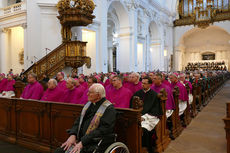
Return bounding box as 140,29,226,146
0,140,38,153
164,81,230,153
0,81,229,153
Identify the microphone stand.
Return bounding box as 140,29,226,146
45,48,52,76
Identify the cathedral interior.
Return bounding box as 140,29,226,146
0,0,230,153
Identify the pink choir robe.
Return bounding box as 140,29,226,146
21,81,44,100
0,78,8,93
40,87,62,102
60,86,84,104
122,81,130,88
4,80,16,91
106,86,132,108
105,84,114,94
162,79,171,87
76,85,85,99
126,82,142,94
170,81,188,101
151,83,175,110
104,79,110,87
79,88,89,105
57,80,67,91
80,81,88,90
99,81,104,87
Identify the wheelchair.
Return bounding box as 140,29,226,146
92,134,129,153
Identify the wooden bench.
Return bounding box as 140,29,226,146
184,83,192,125
170,86,183,139
7,72,229,153
223,103,230,153
155,89,170,152
0,98,143,153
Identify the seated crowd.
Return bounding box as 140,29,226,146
0,69,228,153
185,61,227,71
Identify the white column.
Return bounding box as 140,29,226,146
128,9,138,72
150,43,161,71
22,23,28,69
0,28,8,74
118,33,132,72
146,34,150,72
0,1,7,8
108,46,113,72
174,49,182,71
98,0,108,73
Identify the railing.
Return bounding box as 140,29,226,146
23,41,91,80
0,1,26,17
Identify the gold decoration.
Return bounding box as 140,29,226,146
23,0,93,80
19,48,24,65
57,0,95,42
175,0,230,28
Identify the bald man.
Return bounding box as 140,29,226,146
126,72,142,94
55,83,116,153
60,78,83,104
41,79,62,102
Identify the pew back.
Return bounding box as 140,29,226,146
0,98,142,153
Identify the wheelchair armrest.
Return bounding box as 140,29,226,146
66,129,71,133
92,133,117,142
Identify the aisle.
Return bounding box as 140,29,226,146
164,81,230,153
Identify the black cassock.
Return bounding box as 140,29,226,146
55,98,116,153
130,89,163,153
130,89,162,116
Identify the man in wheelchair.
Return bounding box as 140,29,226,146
55,83,117,153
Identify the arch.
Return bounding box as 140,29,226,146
179,25,230,49
149,21,160,41
148,20,162,71
177,25,230,71
107,1,130,29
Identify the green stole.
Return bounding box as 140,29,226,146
77,100,112,138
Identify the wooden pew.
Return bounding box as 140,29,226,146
184,83,192,125
15,99,51,153
195,80,203,111
201,79,208,106
0,97,143,153
223,103,230,153
155,89,170,153
0,98,16,144
191,83,198,118
14,81,26,98
170,86,183,139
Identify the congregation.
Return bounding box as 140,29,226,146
0,68,228,152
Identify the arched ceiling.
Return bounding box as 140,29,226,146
153,0,178,14
183,26,230,49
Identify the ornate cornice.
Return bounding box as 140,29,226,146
0,28,9,33
147,0,175,18
123,0,139,11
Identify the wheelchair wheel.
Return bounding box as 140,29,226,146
104,142,129,153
